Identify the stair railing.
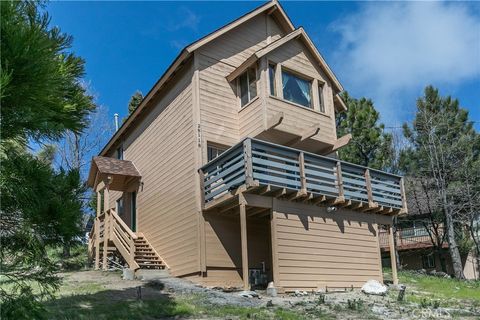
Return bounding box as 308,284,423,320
106,208,140,270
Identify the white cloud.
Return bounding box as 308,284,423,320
167,6,201,32
330,2,480,125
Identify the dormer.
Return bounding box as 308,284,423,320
224,28,349,155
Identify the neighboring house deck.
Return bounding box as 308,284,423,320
88,0,407,292
379,226,447,252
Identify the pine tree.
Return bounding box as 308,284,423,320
401,85,479,279
128,90,143,114
336,92,393,170
0,1,94,317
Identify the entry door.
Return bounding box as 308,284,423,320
131,192,137,232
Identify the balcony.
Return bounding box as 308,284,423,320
379,227,446,251
199,138,407,214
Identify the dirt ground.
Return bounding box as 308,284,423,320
56,270,479,319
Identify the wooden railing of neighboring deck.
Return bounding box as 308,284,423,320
200,138,407,214
379,226,446,250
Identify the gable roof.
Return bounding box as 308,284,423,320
100,0,294,156
226,27,344,93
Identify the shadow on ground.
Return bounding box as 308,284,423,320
44,280,195,320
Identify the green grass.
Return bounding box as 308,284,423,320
399,270,480,301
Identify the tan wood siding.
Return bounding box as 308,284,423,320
118,59,198,277
272,200,384,291
266,96,335,144
200,212,272,287
239,97,264,138
197,14,285,156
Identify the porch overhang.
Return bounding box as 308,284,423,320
87,156,141,192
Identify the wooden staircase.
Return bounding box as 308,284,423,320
134,234,166,269
88,209,168,271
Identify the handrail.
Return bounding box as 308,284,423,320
108,208,140,270
201,137,406,212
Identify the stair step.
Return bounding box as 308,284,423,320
135,255,160,259
136,258,162,263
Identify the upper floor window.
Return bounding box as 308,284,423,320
239,67,257,107
318,84,325,113
207,143,228,161
268,64,276,96
116,145,124,160
282,69,312,108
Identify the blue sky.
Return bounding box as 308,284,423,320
47,1,480,131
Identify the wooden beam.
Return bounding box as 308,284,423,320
364,169,375,207
400,177,408,214
199,169,206,210
243,139,254,187
270,210,280,287
239,201,250,291
311,194,326,205
336,162,344,198
269,187,287,198
94,217,100,270
388,224,399,285
243,193,273,209
299,152,307,193
287,125,321,147
102,183,111,270
266,111,284,130
318,134,352,154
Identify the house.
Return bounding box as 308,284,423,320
379,213,479,280
87,0,408,292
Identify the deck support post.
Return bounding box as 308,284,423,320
239,196,250,291
94,190,101,270
388,224,399,285
102,178,111,270
94,217,100,270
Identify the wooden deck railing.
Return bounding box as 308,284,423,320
88,208,139,270
200,138,406,213
379,227,445,250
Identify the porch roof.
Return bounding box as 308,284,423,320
87,156,141,191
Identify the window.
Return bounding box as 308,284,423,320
116,145,124,160
318,84,325,113
207,144,228,161
422,254,435,269
239,67,257,107
268,64,276,96
116,197,124,216
282,69,312,108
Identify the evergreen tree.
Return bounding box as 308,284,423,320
128,90,143,114
401,85,479,279
336,92,393,170
0,1,94,317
